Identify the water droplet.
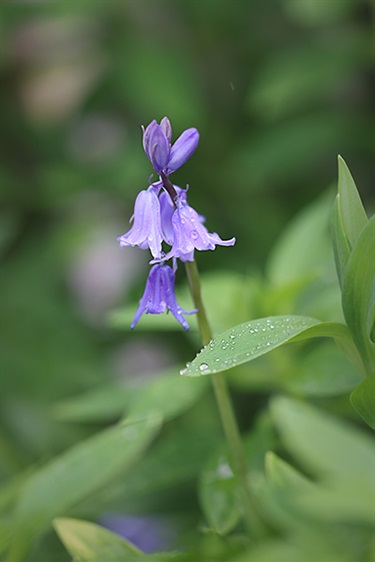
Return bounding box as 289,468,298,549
229,334,235,339
261,327,267,332
191,230,199,240
199,363,209,372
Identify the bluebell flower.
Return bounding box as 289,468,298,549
131,264,197,330
158,197,236,262
142,117,199,176
118,116,236,329
117,187,164,259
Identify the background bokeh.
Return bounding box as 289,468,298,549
1,1,374,559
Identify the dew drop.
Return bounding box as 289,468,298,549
199,362,209,372
191,230,199,240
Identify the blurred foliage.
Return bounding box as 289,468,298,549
0,1,374,561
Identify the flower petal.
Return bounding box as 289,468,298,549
168,128,199,173
142,120,157,160
131,264,195,330
117,188,164,258
159,190,175,245
160,116,172,143
150,125,170,173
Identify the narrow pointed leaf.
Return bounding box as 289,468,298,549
337,156,367,249
182,315,351,377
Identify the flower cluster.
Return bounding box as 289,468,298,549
118,117,235,329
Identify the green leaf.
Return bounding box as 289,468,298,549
54,518,141,561
342,216,375,373
7,416,160,560
199,451,240,535
331,195,351,288
337,156,368,250
182,315,352,377
350,375,375,429
271,397,375,496
331,157,368,288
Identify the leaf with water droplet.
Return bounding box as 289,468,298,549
182,315,355,377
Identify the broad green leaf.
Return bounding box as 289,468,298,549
270,396,374,480
54,518,141,561
7,416,160,560
199,451,240,535
182,315,352,377
342,216,375,373
350,375,375,429
337,156,368,250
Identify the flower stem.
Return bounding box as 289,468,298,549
184,260,265,538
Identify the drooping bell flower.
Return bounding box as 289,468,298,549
117,187,164,259
131,264,197,330
158,197,236,262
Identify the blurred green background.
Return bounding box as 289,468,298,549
0,0,374,558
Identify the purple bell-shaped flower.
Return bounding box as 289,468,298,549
131,264,197,330
117,187,164,259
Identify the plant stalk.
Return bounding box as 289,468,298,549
184,260,264,537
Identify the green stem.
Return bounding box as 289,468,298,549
185,260,265,537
